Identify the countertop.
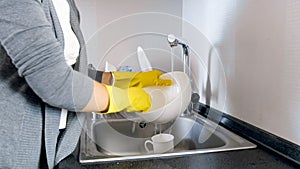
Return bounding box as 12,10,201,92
56,145,299,169
56,105,300,169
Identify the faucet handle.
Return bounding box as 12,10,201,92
167,34,178,47
168,34,176,42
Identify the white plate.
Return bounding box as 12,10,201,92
135,71,191,124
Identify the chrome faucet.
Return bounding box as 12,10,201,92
167,34,198,116
167,34,190,77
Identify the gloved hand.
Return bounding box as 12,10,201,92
112,70,172,89
102,84,152,114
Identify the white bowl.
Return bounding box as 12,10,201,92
136,71,192,124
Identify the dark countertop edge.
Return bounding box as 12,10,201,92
194,102,300,166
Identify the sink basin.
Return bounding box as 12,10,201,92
79,112,256,164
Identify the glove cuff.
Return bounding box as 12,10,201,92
101,85,129,114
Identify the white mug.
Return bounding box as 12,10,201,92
144,133,174,154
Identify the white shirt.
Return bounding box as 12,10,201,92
52,0,80,66
52,0,81,129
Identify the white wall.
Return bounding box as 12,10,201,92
75,0,183,72
75,0,300,145
183,0,300,145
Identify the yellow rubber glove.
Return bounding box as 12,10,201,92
102,84,152,114
112,70,172,89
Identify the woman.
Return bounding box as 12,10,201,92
0,0,171,168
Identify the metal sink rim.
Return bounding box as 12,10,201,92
79,113,256,164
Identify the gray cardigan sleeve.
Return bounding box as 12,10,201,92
0,0,94,111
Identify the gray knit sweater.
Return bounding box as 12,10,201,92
0,0,94,168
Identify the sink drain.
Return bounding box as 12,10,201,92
139,122,147,128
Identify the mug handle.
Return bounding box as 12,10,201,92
144,140,154,153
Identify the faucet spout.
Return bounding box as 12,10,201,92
167,34,190,77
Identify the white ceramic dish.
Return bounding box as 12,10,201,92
135,71,191,124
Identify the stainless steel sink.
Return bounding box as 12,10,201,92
79,112,256,164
